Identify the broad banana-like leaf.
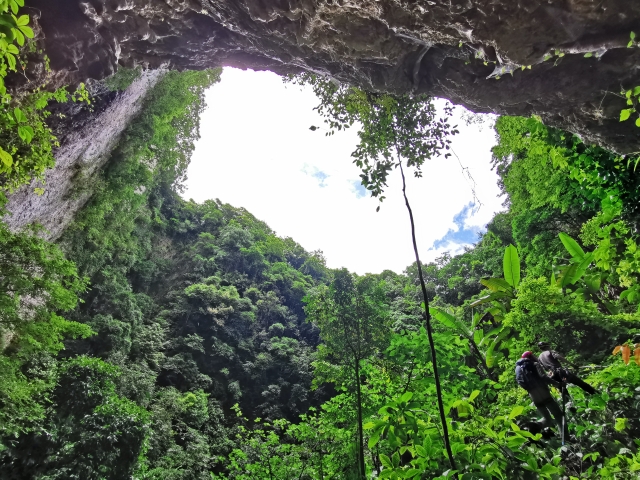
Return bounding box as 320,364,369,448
559,263,579,288
559,232,586,260
635,348,640,366
488,305,506,316
429,307,471,337
503,245,520,289
486,351,496,368
480,277,513,293
484,327,510,367
571,252,593,284
478,327,504,347
557,253,592,288
486,351,504,368
603,300,620,315
572,288,590,301
469,291,508,308
473,329,483,346
584,273,602,294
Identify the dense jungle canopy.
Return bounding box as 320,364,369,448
1,2,640,479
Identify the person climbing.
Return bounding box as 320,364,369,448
537,342,597,395
515,351,568,438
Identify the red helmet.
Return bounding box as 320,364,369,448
521,351,533,359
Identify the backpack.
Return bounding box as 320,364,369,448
515,359,538,391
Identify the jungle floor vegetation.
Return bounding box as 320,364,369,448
1,5,640,479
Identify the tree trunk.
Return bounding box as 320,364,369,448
355,358,366,478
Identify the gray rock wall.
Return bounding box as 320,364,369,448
27,0,640,153
2,69,166,239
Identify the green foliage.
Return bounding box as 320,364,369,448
0,195,92,437
620,33,640,127
1,356,150,479
104,67,143,91
0,1,93,192
0,0,33,95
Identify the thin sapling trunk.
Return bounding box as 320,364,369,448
398,159,457,471
355,358,366,478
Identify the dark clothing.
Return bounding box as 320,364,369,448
539,349,597,395
552,368,598,395
515,358,558,403
535,397,568,438
515,358,567,435
538,350,564,370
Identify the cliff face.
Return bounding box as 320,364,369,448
3,70,166,239
28,0,640,154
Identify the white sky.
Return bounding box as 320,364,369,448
182,68,504,275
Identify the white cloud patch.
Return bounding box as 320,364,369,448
302,164,330,187
431,202,484,255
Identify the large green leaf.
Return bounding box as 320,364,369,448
503,245,520,288
478,327,503,347
480,277,513,293
469,291,508,308
471,312,481,329
379,454,393,469
558,232,585,260
485,327,511,368
571,252,593,284
430,307,471,337
0,146,13,168
559,263,579,288
583,273,601,294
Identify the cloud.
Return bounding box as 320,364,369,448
432,202,484,251
302,164,329,187
351,180,367,198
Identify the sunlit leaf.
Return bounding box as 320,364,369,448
17,125,34,143
480,277,513,293
473,329,483,346
400,391,413,403
13,107,27,123
18,24,33,38
468,390,480,402
620,109,633,122
368,431,381,448
379,454,393,469
430,307,471,337
509,405,524,419
0,146,13,168
503,245,520,288
469,291,508,307
558,232,585,259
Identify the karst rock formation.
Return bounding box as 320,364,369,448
29,0,640,154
